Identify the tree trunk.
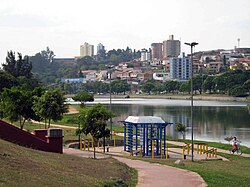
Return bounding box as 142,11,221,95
103,137,105,153
48,118,51,128
19,116,23,130
45,118,47,129
21,118,26,130
93,137,96,159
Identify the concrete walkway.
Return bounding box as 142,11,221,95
63,147,110,159
63,147,207,187
115,156,206,187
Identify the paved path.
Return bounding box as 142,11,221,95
32,120,77,130
63,147,207,187
115,156,206,187
63,147,110,159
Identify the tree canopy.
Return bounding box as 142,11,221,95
3,51,32,79
0,86,42,129
79,104,111,158
33,89,68,128
72,92,94,108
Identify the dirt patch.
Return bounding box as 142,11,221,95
67,106,79,114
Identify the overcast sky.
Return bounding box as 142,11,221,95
0,0,250,63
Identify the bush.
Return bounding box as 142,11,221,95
229,86,247,97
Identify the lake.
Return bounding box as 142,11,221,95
69,98,250,147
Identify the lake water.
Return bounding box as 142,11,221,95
69,98,250,147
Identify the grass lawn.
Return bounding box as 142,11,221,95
132,153,250,187
0,139,137,187
51,113,80,127
169,138,250,154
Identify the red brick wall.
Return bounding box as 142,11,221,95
0,120,62,153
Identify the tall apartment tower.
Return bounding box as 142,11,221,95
97,43,105,54
140,48,151,61
151,43,163,60
163,35,181,58
170,53,191,81
80,42,94,57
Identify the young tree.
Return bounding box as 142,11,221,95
79,104,111,158
175,122,186,140
72,92,94,108
33,89,68,128
0,86,42,129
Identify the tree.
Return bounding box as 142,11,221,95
243,79,250,93
0,86,42,129
72,92,94,108
79,104,111,158
179,82,189,93
175,122,186,140
192,74,207,94
0,70,17,92
111,80,130,95
30,47,62,85
203,76,215,94
228,86,247,97
77,56,95,68
141,82,155,95
3,51,32,78
164,81,180,94
33,89,68,128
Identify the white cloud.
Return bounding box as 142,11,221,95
0,0,250,63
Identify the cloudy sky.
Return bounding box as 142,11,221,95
0,0,250,63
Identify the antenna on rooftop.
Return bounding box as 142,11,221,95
237,38,240,48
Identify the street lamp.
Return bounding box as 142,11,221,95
107,71,113,139
184,42,198,162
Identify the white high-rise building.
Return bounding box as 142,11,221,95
140,48,151,61
163,35,181,58
170,53,191,81
80,42,94,57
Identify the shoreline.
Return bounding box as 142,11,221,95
92,94,248,102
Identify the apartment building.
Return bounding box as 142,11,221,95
80,42,94,57
170,53,191,81
151,43,163,60
163,35,180,58
140,48,151,61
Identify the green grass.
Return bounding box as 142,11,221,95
0,139,137,187
112,126,124,133
51,113,80,127
168,138,250,154
131,153,250,187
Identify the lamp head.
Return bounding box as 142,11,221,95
184,42,198,47
191,42,198,47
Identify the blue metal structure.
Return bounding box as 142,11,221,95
123,116,172,157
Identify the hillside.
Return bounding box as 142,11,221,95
0,139,136,187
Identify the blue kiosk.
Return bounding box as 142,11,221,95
122,116,172,157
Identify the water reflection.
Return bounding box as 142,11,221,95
68,98,250,147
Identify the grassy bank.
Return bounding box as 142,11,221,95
169,138,250,154
0,139,137,187
135,153,250,187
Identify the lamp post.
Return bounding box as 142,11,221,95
184,42,198,162
107,71,113,139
